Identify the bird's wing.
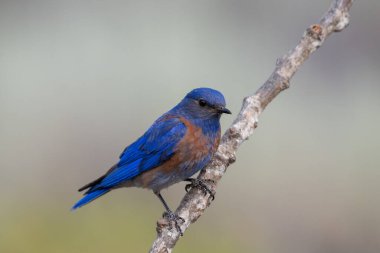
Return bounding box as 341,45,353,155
86,115,187,192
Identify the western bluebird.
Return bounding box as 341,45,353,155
72,87,231,233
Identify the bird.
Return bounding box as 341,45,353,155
72,87,231,233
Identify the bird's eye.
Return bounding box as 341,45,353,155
198,99,207,107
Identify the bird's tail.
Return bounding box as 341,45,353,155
71,189,110,210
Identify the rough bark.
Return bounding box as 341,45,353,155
150,0,354,252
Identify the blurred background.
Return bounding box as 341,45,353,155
1,0,379,252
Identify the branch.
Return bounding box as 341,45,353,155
150,0,354,252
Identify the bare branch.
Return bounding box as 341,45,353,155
150,0,354,252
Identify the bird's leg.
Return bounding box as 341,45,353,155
154,191,185,236
184,178,215,201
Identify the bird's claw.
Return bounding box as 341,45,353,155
185,178,215,201
162,211,185,236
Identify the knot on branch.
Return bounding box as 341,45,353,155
228,126,241,139
228,153,237,164
156,217,182,238
214,149,236,166
156,218,170,234
307,24,324,40
280,78,290,90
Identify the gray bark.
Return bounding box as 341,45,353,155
150,0,354,252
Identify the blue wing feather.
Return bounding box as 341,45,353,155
72,115,187,209
89,115,186,191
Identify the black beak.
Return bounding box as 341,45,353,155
218,107,232,114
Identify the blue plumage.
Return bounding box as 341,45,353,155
72,88,230,216
72,189,109,210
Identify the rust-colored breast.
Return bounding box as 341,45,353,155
132,116,214,190
178,116,210,159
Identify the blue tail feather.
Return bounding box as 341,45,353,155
71,189,109,210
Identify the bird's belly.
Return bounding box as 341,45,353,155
131,151,211,191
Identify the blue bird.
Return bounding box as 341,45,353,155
72,87,231,232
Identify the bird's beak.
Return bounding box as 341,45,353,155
219,107,232,114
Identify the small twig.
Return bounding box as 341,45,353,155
149,0,354,252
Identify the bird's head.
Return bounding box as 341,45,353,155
175,88,231,120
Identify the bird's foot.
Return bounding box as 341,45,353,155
162,211,185,236
184,178,215,201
